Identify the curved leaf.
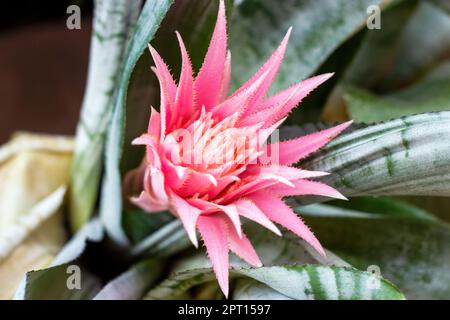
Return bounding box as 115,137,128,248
343,62,450,122
230,0,395,92
313,197,439,222
322,1,450,122
301,112,450,199
301,205,450,299
70,0,143,231
145,265,404,300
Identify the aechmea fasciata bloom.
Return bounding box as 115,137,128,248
128,0,351,297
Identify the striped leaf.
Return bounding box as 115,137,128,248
301,203,450,299
70,0,143,231
300,112,450,199
145,265,404,300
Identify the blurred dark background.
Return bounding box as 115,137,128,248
0,1,94,143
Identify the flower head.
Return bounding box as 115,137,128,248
130,0,351,297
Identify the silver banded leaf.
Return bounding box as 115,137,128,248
301,205,450,299
145,265,405,300
70,0,142,231
301,112,450,199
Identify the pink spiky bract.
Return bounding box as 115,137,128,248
128,0,351,297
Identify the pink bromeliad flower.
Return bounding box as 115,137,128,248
130,0,351,297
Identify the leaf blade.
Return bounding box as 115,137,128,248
300,112,450,199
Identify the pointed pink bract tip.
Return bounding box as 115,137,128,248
148,44,159,60
336,192,348,201
286,26,293,37
327,120,353,140
317,245,326,257
174,30,182,41
132,135,150,145
326,120,353,139
318,72,334,82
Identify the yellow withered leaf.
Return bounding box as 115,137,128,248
0,133,74,299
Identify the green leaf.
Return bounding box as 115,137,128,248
145,265,404,300
100,0,174,246
380,1,450,90
94,258,164,300
325,197,439,222
142,222,400,300
229,0,395,93
322,1,450,122
431,0,450,14
69,0,143,231
300,112,450,200
346,0,450,91
302,206,450,299
343,63,450,122
338,0,418,89
122,210,173,243
399,196,450,222
22,264,102,300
